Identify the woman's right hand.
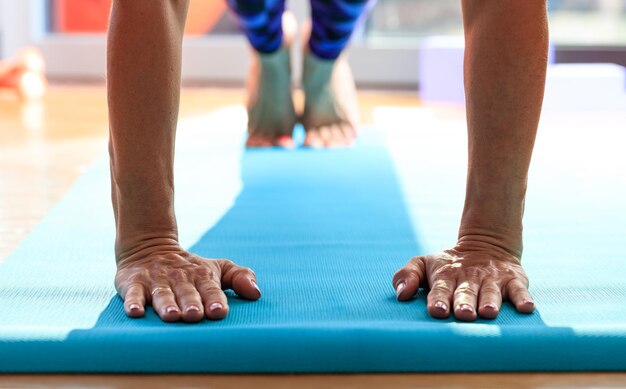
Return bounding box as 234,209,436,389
115,240,260,322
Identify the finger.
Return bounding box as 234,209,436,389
219,260,261,300
453,280,480,321
123,283,147,318
477,280,502,319
426,278,456,319
172,281,204,323
196,277,230,320
505,278,535,314
150,285,181,322
392,257,425,301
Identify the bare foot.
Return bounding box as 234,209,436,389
300,21,359,148
245,12,297,148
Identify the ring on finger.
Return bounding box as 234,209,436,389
151,286,173,296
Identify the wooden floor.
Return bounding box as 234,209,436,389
0,85,624,388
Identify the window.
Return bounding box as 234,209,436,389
2,0,625,87
365,0,626,46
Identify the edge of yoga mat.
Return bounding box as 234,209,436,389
1,115,625,373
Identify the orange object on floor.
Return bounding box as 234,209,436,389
54,0,226,35
0,47,47,100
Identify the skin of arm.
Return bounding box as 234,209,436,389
393,0,549,321
107,0,260,323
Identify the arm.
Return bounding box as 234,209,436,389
108,0,260,323
393,0,548,321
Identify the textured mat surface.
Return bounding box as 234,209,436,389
1,109,625,373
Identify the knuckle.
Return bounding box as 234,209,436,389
435,263,457,275
152,288,172,298
464,267,485,280
194,266,212,279
507,283,526,295
236,266,253,275
168,268,188,283
149,261,166,278
405,261,423,275
211,259,235,277
511,286,528,294
517,274,530,286
502,267,518,278
455,285,478,296
229,267,254,282
408,256,424,264
481,285,502,296
431,280,454,295
199,285,223,297
115,270,149,293
125,270,148,285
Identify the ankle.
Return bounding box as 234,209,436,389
302,52,336,91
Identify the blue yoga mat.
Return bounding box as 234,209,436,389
0,113,625,373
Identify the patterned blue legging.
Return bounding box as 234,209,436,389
226,0,375,60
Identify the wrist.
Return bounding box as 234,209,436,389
115,231,180,265
457,210,524,259
461,177,527,232
112,181,179,262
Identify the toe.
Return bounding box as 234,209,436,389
341,123,357,144
246,133,273,148
304,130,324,148
319,126,333,146
329,125,346,147
274,135,295,148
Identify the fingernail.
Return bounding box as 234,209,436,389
435,301,447,311
251,279,261,293
522,299,535,306
460,304,474,312
484,303,497,310
166,306,179,314
209,303,223,312
185,305,200,313
129,303,141,312
396,282,406,297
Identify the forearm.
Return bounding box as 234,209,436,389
107,0,189,257
459,0,548,257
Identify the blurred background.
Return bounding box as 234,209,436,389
1,0,625,88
